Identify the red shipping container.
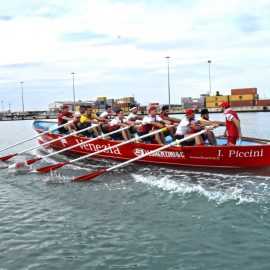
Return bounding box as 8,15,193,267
230,100,254,107
255,99,270,106
231,88,257,95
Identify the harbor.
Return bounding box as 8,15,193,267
1,87,270,121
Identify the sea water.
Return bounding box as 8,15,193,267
0,112,270,270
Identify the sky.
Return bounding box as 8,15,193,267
1,0,270,111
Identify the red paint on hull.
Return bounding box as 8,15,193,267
34,126,270,169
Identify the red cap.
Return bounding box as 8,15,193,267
62,105,69,109
219,102,230,108
186,109,195,116
148,105,156,112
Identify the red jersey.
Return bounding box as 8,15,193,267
224,108,240,137
58,112,73,125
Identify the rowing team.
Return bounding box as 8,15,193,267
58,101,241,146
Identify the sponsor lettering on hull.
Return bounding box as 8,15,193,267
133,148,185,159
217,149,264,158
74,139,121,155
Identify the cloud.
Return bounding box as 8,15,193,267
1,0,270,111
60,31,110,42
235,14,260,32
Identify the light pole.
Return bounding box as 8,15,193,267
1,100,3,112
20,81,25,113
9,103,11,112
208,60,212,96
165,56,171,111
71,72,75,111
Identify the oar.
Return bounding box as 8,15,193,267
36,127,168,173
26,126,129,166
0,124,99,162
72,130,206,182
0,121,71,154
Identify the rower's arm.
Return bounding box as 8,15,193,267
162,119,172,125
61,116,74,121
94,116,109,122
197,119,210,125
232,118,242,137
84,119,96,124
168,116,181,123
150,121,165,128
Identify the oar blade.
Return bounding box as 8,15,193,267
36,161,70,173
0,153,18,161
72,169,107,182
26,157,42,165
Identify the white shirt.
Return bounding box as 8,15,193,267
126,112,136,121
141,115,163,125
109,117,126,127
100,111,108,118
126,112,142,124
176,117,197,135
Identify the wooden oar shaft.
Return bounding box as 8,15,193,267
0,121,70,153
70,127,167,164
43,126,130,159
106,130,206,172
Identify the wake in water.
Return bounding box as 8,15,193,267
132,167,270,205
44,171,70,185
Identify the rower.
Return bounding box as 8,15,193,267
57,105,77,134
80,106,104,137
159,105,181,140
139,105,171,145
109,109,132,141
159,105,181,124
197,108,221,145
74,105,86,130
100,105,115,120
100,105,115,133
175,108,208,146
219,102,242,145
126,107,143,133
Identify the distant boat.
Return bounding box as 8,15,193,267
33,120,270,169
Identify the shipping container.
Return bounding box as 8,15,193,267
95,101,105,105
230,100,254,107
96,97,107,102
123,97,135,102
206,102,220,108
231,88,257,95
205,96,229,102
115,99,124,104
112,104,122,108
229,94,257,101
255,99,270,106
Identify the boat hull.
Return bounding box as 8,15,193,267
33,121,270,168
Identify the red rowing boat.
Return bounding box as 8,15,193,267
33,120,270,168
